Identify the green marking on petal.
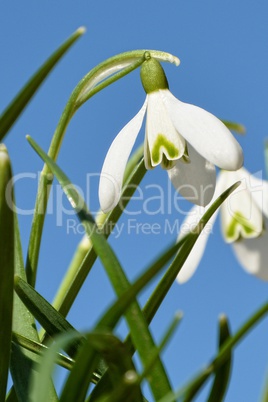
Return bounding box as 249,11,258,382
151,134,180,166
225,211,259,242
161,155,177,170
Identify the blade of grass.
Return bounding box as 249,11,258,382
90,185,237,399
27,135,173,401
158,301,268,402
14,275,82,358
0,27,85,140
207,315,232,402
260,371,268,402
60,332,143,402
29,331,80,402
12,332,74,372
8,200,58,401
0,145,14,401
50,151,146,320
45,140,144,327
141,181,241,331
92,313,183,402
222,120,246,134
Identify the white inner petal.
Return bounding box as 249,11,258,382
220,169,263,242
145,91,185,169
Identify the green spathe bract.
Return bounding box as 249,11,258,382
140,55,169,94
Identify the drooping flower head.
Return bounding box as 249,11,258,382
99,53,243,213
177,167,268,282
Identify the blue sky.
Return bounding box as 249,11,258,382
1,1,268,400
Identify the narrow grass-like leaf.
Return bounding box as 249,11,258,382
14,275,81,357
92,314,182,402
180,315,232,402
12,332,74,372
27,136,173,401
260,371,268,402
29,331,80,402
0,145,14,401
91,183,240,401
9,209,58,401
207,315,232,402
51,155,147,320
0,27,85,141
96,241,187,331
222,120,246,134
60,332,143,402
141,181,241,331
158,301,268,402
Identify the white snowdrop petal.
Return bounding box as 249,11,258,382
168,144,216,206
146,91,185,167
162,91,243,171
177,204,219,283
232,222,268,281
246,173,268,218
220,168,263,242
99,99,147,212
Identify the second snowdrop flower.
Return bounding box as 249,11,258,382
99,53,243,213
177,167,268,282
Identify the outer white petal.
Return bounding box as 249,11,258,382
99,98,147,212
145,91,185,168
177,203,219,283
168,143,216,206
220,168,263,242
162,90,243,171
232,219,268,280
246,172,268,218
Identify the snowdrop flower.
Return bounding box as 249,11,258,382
99,54,243,213
177,167,268,283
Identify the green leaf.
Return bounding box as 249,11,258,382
159,301,268,402
207,315,232,402
222,120,246,135
92,182,240,402
0,27,85,141
12,332,74,372
51,154,147,320
14,275,81,358
134,181,241,340
9,205,58,401
0,145,14,401
60,332,143,402
29,331,80,402
260,371,268,402
27,135,173,401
